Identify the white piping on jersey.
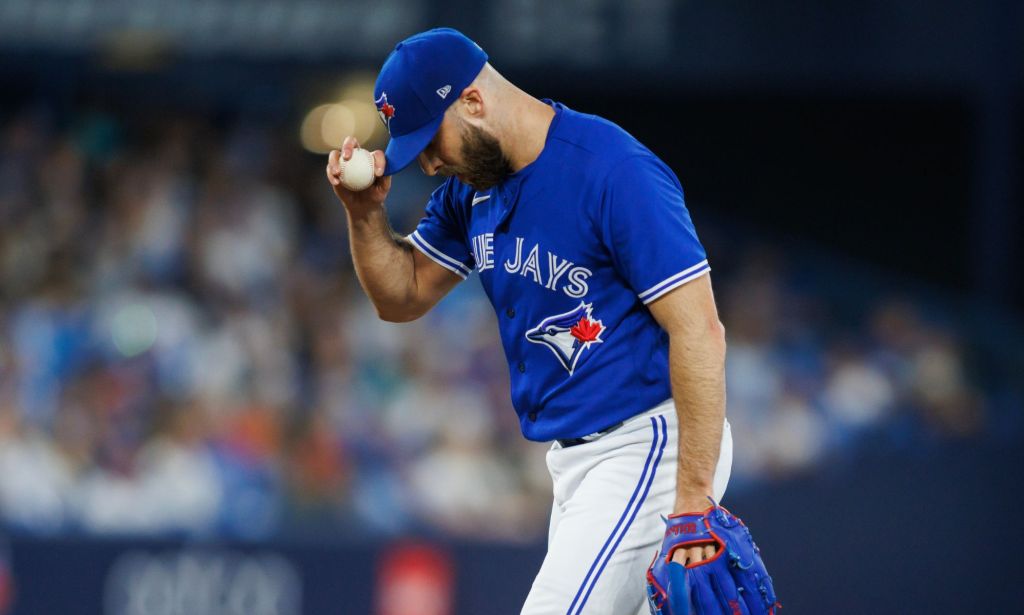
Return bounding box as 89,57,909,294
638,259,710,304
408,231,471,279
471,193,491,206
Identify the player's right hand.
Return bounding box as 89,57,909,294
326,136,391,215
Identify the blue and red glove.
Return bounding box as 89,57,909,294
646,503,779,615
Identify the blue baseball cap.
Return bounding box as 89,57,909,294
374,28,488,175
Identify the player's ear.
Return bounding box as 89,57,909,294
458,86,484,118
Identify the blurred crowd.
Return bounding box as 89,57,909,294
0,107,1008,541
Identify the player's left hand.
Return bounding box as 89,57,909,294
646,502,779,615
671,538,718,568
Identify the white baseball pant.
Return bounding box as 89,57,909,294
521,399,733,615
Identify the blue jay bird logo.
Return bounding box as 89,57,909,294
526,302,605,375
375,92,395,135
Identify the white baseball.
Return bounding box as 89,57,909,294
339,148,376,191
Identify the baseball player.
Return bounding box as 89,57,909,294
325,28,778,615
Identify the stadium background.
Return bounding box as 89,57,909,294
0,1,1021,613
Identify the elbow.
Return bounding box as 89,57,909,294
377,312,415,323
666,318,727,357
691,319,728,370
714,319,727,348
686,318,727,358
715,321,727,363
374,302,424,323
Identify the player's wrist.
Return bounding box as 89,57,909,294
673,491,714,515
344,199,387,223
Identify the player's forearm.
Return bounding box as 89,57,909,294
345,205,421,322
667,321,727,513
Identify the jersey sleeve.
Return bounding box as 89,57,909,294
601,154,710,304
406,179,475,280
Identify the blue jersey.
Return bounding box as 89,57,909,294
407,101,709,442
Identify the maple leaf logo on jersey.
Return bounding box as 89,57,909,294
526,302,606,375
375,92,395,134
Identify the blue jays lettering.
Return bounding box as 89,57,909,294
471,233,592,298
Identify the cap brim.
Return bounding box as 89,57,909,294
383,113,445,176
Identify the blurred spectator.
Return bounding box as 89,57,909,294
0,106,1012,541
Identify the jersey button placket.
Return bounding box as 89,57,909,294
506,307,515,318
517,361,526,373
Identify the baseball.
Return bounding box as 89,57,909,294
339,148,376,191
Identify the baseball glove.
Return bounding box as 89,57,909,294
646,502,779,615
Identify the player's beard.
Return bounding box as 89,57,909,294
444,121,513,191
